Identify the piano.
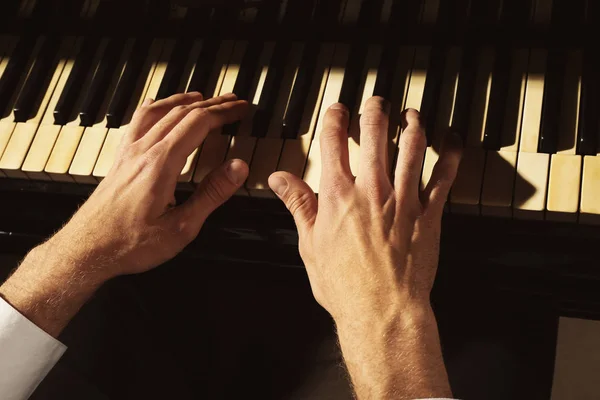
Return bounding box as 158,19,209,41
1,0,600,318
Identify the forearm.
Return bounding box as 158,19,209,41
0,241,106,338
336,305,451,400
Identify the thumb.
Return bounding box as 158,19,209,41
269,171,317,236
172,159,249,235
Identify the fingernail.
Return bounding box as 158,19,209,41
330,103,349,114
269,175,288,196
226,159,248,185
142,98,154,106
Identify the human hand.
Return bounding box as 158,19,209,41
269,97,462,398
0,92,249,336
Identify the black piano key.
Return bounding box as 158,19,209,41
576,52,600,156
54,37,100,124
281,43,319,139
222,42,264,136
156,38,193,100
372,45,398,100
79,39,125,126
0,36,36,116
450,48,478,142
106,38,151,128
420,46,446,144
282,0,344,139
13,37,60,122
252,42,291,137
482,48,511,150
338,43,368,113
338,0,383,112
186,39,220,93
537,50,566,154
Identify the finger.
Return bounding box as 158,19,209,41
394,109,427,201
421,131,463,218
164,99,248,162
357,96,391,185
168,159,249,239
319,103,352,189
269,171,317,238
135,93,239,152
124,92,204,145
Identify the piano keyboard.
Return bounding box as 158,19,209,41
1,0,599,223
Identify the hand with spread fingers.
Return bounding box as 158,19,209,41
0,92,249,337
269,97,463,399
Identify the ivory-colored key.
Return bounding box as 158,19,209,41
174,39,206,183
193,40,246,185
224,42,275,194
385,46,414,176
450,48,494,215
421,47,460,188
67,39,134,184
44,38,112,182
514,49,550,219
580,156,600,224
92,39,166,180
0,37,44,166
546,51,582,222
302,44,350,193
246,41,305,197
0,38,78,178
346,45,383,177
481,49,529,217
276,43,334,188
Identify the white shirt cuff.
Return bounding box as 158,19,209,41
0,296,67,400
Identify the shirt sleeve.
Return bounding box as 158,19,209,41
0,297,66,400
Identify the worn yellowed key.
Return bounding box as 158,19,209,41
450,47,495,215
384,46,414,177
480,49,529,217
0,38,78,178
513,49,550,219
421,47,460,188
302,43,350,193
67,39,135,184
0,37,44,170
44,38,115,182
193,40,245,185
276,43,334,191
346,45,383,178
92,39,167,180
580,156,600,224
245,41,305,197
545,50,582,222
223,41,275,195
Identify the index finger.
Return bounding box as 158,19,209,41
164,100,249,162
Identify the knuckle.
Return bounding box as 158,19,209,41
202,173,230,204
360,109,387,128
189,107,209,119
285,190,313,218
177,220,200,242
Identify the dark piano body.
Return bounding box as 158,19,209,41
1,0,600,320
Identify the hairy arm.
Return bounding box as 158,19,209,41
0,240,105,337
0,92,250,338
337,306,450,399
269,99,462,399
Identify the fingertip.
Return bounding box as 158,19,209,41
142,98,154,106
225,158,249,185
329,103,349,113
268,172,289,197
364,96,390,114
400,108,422,129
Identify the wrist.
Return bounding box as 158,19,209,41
335,303,451,399
0,242,108,337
